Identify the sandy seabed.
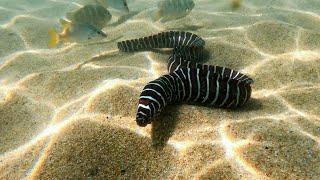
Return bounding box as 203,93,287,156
0,0,320,179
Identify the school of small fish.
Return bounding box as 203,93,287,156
49,0,130,47
49,0,241,47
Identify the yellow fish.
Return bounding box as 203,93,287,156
231,0,242,9
48,21,106,48
66,4,112,29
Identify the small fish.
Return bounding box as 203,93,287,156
156,0,195,22
66,4,112,29
93,0,129,12
48,21,106,48
231,0,242,9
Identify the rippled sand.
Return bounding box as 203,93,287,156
1,0,320,179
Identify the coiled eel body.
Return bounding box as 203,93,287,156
117,31,253,127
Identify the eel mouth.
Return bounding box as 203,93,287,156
136,117,149,127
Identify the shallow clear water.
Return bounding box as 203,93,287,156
0,0,319,179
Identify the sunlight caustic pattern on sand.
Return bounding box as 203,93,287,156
0,0,320,179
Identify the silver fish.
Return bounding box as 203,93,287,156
156,0,195,22
93,0,129,12
66,4,112,29
49,21,106,47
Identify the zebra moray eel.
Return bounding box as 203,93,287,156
117,31,253,127
117,31,205,51
168,54,254,83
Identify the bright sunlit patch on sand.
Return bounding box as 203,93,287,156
252,89,277,98
0,84,17,97
71,2,83,7
42,119,73,137
77,79,136,113
168,140,195,152
25,114,82,178
299,130,320,145
91,49,118,58
145,52,162,77
1,14,46,29
126,20,165,31
220,123,240,157
275,95,320,121
0,45,76,65
274,7,320,19
99,79,130,92
249,113,298,122
286,119,320,144
252,84,320,99
77,80,127,107
242,56,275,74
81,63,106,69
135,127,151,137
0,114,77,162
201,11,264,17
292,50,320,61
1,15,28,28
219,123,263,177
208,26,245,31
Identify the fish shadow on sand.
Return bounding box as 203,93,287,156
109,11,140,26
150,98,263,150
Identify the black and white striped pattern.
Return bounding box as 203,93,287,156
136,67,252,127
117,31,253,127
172,46,204,62
117,31,205,52
168,54,254,84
